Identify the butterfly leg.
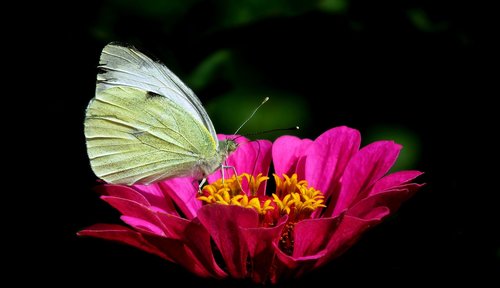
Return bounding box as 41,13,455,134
221,164,243,191
222,165,239,179
221,165,226,184
221,164,239,183
198,178,207,194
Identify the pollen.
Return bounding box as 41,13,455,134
199,173,325,222
198,173,273,215
272,173,326,221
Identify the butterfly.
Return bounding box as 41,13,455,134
84,43,237,185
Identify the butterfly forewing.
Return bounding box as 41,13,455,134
97,43,218,144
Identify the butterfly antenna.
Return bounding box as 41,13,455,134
233,97,269,136
238,126,300,139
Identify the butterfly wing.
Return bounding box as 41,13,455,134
85,86,217,185
96,43,218,146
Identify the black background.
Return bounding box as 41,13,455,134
18,0,497,286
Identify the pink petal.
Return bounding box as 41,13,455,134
315,215,382,267
272,215,382,270
297,126,361,201
209,135,272,196
158,177,201,219
121,216,165,235
272,136,313,176
179,220,228,278
197,204,260,278
292,215,344,258
369,170,423,196
77,224,170,261
271,242,326,284
101,196,168,236
155,211,192,239
132,183,178,214
240,216,288,283
350,206,390,220
348,184,423,219
332,141,402,217
142,233,223,278
97,185,150,206
152,212,228,278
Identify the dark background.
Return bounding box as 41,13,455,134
22,0,497,286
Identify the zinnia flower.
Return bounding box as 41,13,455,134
78,126,423,284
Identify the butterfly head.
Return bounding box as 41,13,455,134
219,139,238,158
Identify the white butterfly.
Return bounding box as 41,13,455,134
85,43,237,185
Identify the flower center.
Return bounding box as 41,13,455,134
198,173,326,254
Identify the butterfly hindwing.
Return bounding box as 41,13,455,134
85,86,217,185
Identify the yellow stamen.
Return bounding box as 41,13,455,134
272,174,326,221
244,173,269,195
199,173,273,215
199,173,325,223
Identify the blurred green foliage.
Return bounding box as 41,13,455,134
87,0,472,165
319,0,349,13
91,0,353,40
407,9,449,32
187,50,232,91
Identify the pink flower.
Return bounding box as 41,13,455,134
78,126,423,284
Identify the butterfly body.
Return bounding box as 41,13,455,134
85,43,236,185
